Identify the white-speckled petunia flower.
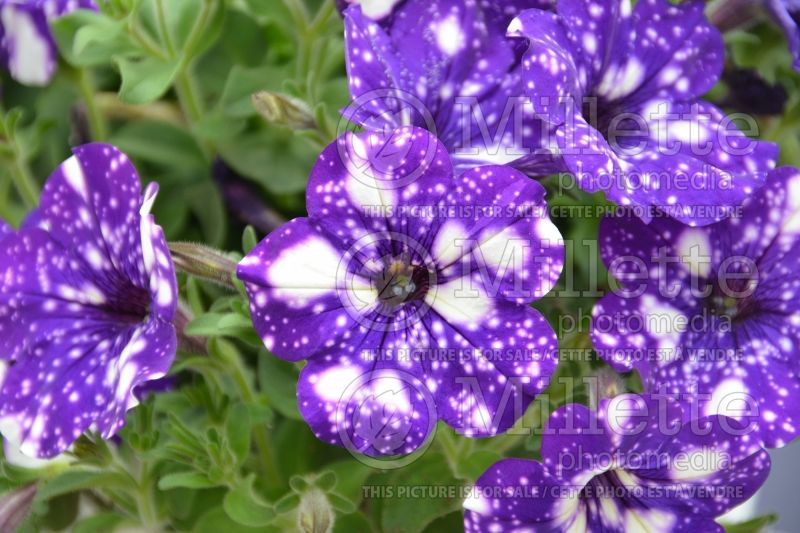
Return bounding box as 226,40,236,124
342,0,561,176
464,394,771,532
0,143,178,458
509,0,779,226
238,127,564,456
0,0,96,86
592,167,800,449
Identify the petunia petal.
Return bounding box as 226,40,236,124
0,316,175,458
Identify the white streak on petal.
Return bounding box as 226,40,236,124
432,220,469,267
313,366,361,402
426,279,491,328
675,228,711,278
62,156,88,200
1,6,51,86
268,236,342,307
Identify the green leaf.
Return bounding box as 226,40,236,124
728,25,792,84
151,184,191,237
328,493,356,514
35,470,133,504
52,11,137,66
379,453,462,533
110,120,206,170
323,460,373,508
457,450,504,480
242,226,259,254
192,111,246,142
218,129,317,195
116,56,180,104
218,9,269,66
258,355,302,420
187,180,228,247
241,0,294,26
724,514,779,533
334,511,373,533
185,312,253,338
225,403,252,464
289,476,310,493
273,493,301,514
315,471,337,493
71,513,126,533
193,506,269,533
40,491,80,530
223,476,276,527
158,471,219,490
219,65,287,117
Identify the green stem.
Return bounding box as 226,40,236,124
181,0,214,62
166,0,215,156
282,0,310,29
137,462,160,529
155,0,176,56
436,429,461,476
174,74,203,124
309,0,336,34
128,23,168,61
10,155,39,208
77,68,108,141
94,93,185,126
228,351,281,489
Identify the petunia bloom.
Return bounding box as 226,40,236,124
592,167,800,449
0,143,178,458
464,394,770,532
0,0,97,86
238,127,564,456
342,0,560,176
509,0,778,226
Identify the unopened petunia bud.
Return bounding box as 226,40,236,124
0,484,37,531
252,92,316,131
297,488,335,533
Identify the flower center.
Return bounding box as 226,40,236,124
105,283,152,324
579,468,636,503
375,259,432,307
705,280,758,324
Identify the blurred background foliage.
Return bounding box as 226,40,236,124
0,0,794,531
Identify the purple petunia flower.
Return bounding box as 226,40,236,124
464,394,770,532
0,0,97,86
342,0,560,177
592,167,800,449
509,0,779,226
0,143,178,458
238,127,564,456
